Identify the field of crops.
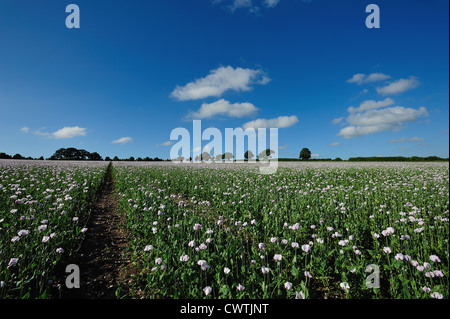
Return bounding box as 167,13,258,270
113,161,449,299
0,160,107,298
0,160,448,299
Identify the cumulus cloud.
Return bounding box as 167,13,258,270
112,137,133,144
332,117,344,124
346,73,391,85
338,106,429,138
365,73,392,83
170,66,270,101
242,115,298,130
347,98,395,113
20,127,29,133
311,153,320,158
389,137,425,143
192,146,202,153
376,77,420,95
338,124,394,138
33,128,50,137
231,0,252,10
329,142,340,146
187,99,259,119
346,106,428,127
159,141,174,146
213,0,283,12
50,126,87,139
264,0,280,8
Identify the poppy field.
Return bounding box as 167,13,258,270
0,160,107,298
0,160,448,299
112,161,449,299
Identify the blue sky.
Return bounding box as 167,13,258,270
0,0,448,159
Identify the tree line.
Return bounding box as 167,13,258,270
1,147,447,162
0,153,44,160
0,148,165,162
173,149,276,162
347,156,449,162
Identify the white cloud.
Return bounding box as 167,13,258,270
278,144,288,150
338,106,429,138
311,153,320,158
347,73,365,84
242,115,298,130
338,124,394,138
160,141,174,146
203,145,212,152
188,99,259,119
332,117,343,124
20,127,29,133
389,137,425,143
346,106,428,127
264,0,280,8
170,66,270,101
329,142,340,146
347,98,395,113
346,73,391,85
112,137,133,144
231,0,252,10
365,73,391,83
213,0,283,12
33,128,50,137
52,126,87,139
376,77,420,95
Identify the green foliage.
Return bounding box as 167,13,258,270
258,149,274,160
48,147,103,161
244,150,254,160
0,161,108,298
299,148,311,161
348,156,449,162
113,162,449,299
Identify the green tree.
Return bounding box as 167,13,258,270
88,152,103,161
223,152,234,161
201,152,212,161
244,150,255,161
258,149,274,161
49,147,102,161
299,148,311,161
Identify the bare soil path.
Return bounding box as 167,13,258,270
61,163,135,299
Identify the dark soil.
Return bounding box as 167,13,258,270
60,163,137,299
